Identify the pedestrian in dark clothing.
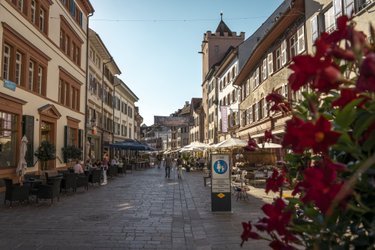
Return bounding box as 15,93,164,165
165,155,171,178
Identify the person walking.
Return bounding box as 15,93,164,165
177,155,183,179
165,155,171,178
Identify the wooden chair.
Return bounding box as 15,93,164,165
3,178,30,207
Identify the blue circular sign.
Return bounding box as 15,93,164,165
213,160,228,174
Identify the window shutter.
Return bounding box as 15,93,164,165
311,16,318,42
78,129,83,149
344,0,355,16
334,0,342,18
64,126,68,163
281,40,287,66
267,53,273,75
297,26,305,53
22,115,34,167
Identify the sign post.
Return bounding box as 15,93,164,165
211,154,231,212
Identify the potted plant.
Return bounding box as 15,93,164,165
34,141,56,171
62,145,82,167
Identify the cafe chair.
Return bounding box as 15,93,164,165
89,169,102,186
60,172,77,193
3,178,30,207
36,178,62,204
76,173,89,191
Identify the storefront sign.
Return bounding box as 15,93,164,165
3,80,16,91
211,154,231,212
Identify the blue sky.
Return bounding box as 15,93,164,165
89,0,282,125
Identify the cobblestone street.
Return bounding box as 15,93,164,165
0,167,270,249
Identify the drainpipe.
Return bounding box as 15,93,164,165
84,11,94,164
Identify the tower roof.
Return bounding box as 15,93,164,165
215,13,232,35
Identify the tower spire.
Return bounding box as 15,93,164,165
220,12,223,21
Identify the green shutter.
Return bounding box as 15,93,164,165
64,126,68,163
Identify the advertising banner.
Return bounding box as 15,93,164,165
154,116,193,127
220,106,228,133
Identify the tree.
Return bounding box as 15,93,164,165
34,141,56,171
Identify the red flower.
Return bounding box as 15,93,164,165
265,169,286,194
240,221,260,246
292,160,347,214
244,133,258,151
257,198,292,236
264,130,274,143
311,116,341,154
282,117,315,154
288,56,342,93
266,92,291,114
357,53,375,92
269,240,295,250
332,88,358,107
282,116,340,154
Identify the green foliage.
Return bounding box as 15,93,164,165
62,145,82,162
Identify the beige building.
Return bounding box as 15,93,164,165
234,0,374,147
112,76,139,144
200,16,244,143
234,0,305,143
87,28,121,161
0,0,94,179
189,98,204,143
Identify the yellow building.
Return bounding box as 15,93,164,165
0,0,93,180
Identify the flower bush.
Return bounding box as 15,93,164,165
241,16,375,249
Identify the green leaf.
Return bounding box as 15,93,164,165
353,111,375,139
362,131,375,153
335,99,363,130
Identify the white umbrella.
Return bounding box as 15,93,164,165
257,142,282,149
215,137,248,149
16,135,28,184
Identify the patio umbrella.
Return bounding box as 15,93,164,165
257,142,282,149
215,137,248,149
16,135,28,184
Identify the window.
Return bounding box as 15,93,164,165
262,58,267,81
297,25,305,53
267,53,273,75
17,0,24,12
311,15,318,42
281,40,287,66
31,0,36,24
15,52,23,85
60,17,83,66
275,48,282,70
0,112,18,168
39,8,45,32
59,69,81,111
37,66,43,95
290,35,297,59
2,26,49,95
324,6,335,33
3,45,11,80
28,61,34,91
345,0,355,16
246,78,250,96
334,0,343,18
254,67,259,88
258,99,264,120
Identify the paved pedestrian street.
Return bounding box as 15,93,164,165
0,168,270,249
